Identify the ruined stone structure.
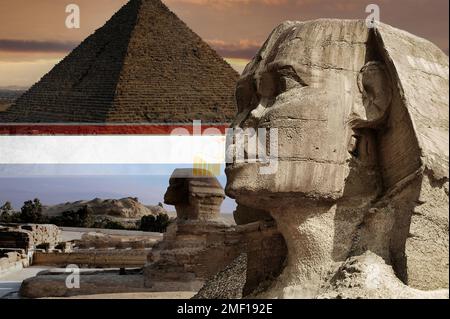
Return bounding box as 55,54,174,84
0,224,61,252
0,250,29,276
144,169,287,294
0,224,61,276
0,0,238,124
75,231,160,249
225,19,449,298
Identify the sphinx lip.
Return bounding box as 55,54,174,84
225,163,242,172
225,162,258,173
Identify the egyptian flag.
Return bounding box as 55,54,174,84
0,122,230,210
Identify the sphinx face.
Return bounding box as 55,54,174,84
225,20,388,209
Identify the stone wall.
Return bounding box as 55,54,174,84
0,224,61,251
74,232,160,249
33,249,149,268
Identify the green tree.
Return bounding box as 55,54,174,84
0,201,13,213
0,201,16,223
20,198,45,223
50,205,94,228
140,213,170,233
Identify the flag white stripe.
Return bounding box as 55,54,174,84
0,136,226,164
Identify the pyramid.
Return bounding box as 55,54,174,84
0,0,239,123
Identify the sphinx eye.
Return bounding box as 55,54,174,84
279,75,300,92
276,66,306,94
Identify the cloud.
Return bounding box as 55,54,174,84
166,0,288,9
0,59,61,87
0,39,78,53
165,0,289,7
207,39,262,59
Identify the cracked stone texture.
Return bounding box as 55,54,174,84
0,0,238,124
193,254,248,299
225,19,448,298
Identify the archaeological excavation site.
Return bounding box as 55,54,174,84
0,0,448,303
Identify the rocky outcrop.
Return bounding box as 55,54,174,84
225,19,448,298
318,252,449,299
43,197,164,219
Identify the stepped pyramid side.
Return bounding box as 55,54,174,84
1,0,239,123
109,0,239,123
1,0,141,123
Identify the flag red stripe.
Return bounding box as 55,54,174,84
0,124,230,135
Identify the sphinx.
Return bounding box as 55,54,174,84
225,19,449,298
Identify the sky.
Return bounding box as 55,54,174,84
0,0,448,87
0,167,236,212
0,0,448,211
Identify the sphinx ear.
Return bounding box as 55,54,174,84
350,61,393,129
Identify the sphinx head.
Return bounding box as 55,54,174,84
226,20,449,295
225,20,392,211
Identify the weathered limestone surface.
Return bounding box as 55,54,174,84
233,204,272,225
144,169,235,291
0,249,29,276
75,232,159,249
318,252,449,299
164,169,225,221
193,254,248,299
33,249,149,268
225,19,449,298
0,224,61,251
20,270,148,299
144,169,287,295
0,0,238,124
